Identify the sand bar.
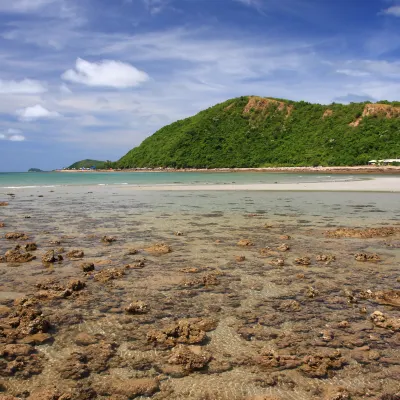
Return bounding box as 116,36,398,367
127,177,400,192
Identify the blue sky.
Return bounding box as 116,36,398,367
0,0,399,171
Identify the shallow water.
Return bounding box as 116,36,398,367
0,187,399,399
0,171,373,188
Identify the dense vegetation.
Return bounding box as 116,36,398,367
66,159,112,169
117,96,400,168
28,168,44,172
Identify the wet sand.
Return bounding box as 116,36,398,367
125,177,400,192
0,187,399,400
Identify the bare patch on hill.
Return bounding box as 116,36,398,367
224,102,235,111
349,103,400,127
322,109,333,118
243,96,293,118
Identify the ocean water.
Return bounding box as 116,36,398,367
0,171,371,188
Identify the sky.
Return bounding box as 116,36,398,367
0,0,399,172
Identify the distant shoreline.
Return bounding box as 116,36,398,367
56,166,400,174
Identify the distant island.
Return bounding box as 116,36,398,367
66,96,400,169
65,159,110,170
28,168,44,172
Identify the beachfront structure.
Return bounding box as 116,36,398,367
368,159,400,165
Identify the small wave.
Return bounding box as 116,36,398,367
1,185,57,189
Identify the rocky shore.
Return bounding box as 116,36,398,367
0,188,399,399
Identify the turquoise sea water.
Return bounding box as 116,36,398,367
0,171,370,188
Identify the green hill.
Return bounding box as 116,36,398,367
28,168,44,172
67,159,107,169
117,96,400,168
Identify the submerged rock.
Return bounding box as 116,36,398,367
147,318,213,348
355,253,380,262
95,378,159,398
24,242,37,251
0,201,9,206
101,235,117,244
125,300,149,314
3,247,36,263
0,343,44,378
81,262,95,272
144,243,172,254
237,239,254,246
373,290,400,307
294,256,311,266
41,249,63,264
277,243,290,252
168,344,211,372
94,268,125,283
370,311,400,331
67,249,85,259
300,350,346,378
5,232,29,240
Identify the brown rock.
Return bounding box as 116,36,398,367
144,243,172,254
300,350,346,378
370,311,400,331
373,290,400,307
235,255,246,262
20,332,52,345
278,300,301,312
74,332,98,346
81,262,95,272
125,248,138,255
0,202,9,206
24,242,37,251
168,345,211,372
237,239,254,246
4,247,36,263
294,256,311,266
5,232,28,240
277,243,290,252
96,378,159,397
101,235,116,243
94,268,125,283
269,258,285,267
355,253,380,262
254,350,301,370
125,301,149,314
42,249,63,264
67,249,84,259
147,318,208,348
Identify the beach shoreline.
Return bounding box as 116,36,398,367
56,165,400,174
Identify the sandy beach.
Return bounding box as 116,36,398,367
126,176,400,192
58,165,400,174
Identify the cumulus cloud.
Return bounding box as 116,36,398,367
61,58,149,88
16,104,61,121
382,5,400,17
0,0,57,13
0,129,25,141
0,79,47,94
336,69,370,77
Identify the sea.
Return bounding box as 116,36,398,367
0,171,399,399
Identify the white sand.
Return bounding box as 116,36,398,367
129,177,400,192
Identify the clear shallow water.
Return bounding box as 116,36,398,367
1,186,400,399
0,171,371,188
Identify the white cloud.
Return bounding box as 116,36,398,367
9,134,25,141
382,5,400,17
0,0,57,13
336,69,370,77
0,129,25,141
16,104,61,121
60,83,72,94
0,79,47,94
61,58,149,88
